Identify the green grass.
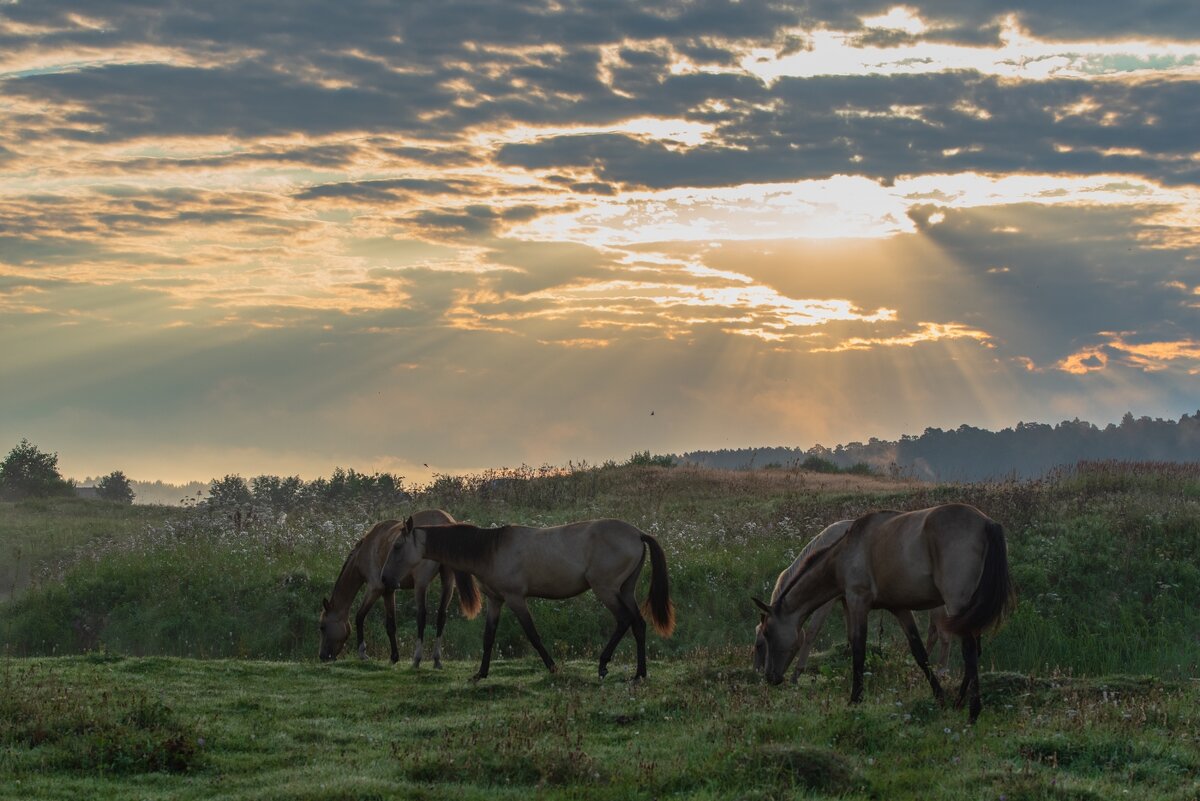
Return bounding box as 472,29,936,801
0,497,179,602
2,461,1199,799
2,652,1197,801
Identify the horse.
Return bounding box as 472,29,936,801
381,517,675,680
318,509,481,666
754,503,1013,722
752,520,953,682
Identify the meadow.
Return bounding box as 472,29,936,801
1,461,1199,799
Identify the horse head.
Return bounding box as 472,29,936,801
381,526,426,591
753,597,802,685
317,597,351,662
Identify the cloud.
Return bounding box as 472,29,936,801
295,178,480,203
2,0,1199,479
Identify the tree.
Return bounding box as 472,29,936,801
208,474,252,508
96,470,135,504
0,439,74,500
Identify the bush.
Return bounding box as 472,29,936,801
800,455,840,473
625,450,676,468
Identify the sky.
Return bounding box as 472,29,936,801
1,1,1199,484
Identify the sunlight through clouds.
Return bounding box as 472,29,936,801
1,0,1197,477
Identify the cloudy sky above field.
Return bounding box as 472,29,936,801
2,1,1199,483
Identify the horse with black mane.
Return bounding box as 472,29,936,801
381,517,675,680
755,503,1014,722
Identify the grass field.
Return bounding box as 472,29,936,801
3,651,1198,801
2,461,1199,799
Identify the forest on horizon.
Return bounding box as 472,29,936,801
679,411,1200,481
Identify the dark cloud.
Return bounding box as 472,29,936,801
295,178,478,203
500,74,1200,188
403,203,552,241
92,144,363,173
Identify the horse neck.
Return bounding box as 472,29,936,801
327,551,366,617
779,543,843,621
417,527,498,580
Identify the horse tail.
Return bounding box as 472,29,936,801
640,534,676,637
453,570,482,619
944,520,1015,637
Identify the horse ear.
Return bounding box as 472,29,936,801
752,597,772,615
321,597,330,612
403,516,414,534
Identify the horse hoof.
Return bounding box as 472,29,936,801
598,667,608,679
548,664,559,674
471,673,487,683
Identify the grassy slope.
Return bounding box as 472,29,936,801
0,498,178,601
3,653,1197,801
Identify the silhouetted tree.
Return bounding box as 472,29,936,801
96,470,135,504
0,439,74,500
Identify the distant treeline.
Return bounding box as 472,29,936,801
679,411,1200,481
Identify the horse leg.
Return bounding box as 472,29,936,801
595,590,632,679
474,597,503,681
432,568,453,670
354,588,381,660
891,609,944,704
957,634,983,723
383,589,400,664
792,600,834,683
926,607,950,670
623,593,648,679
412,575,428,668
846,600,869,704
507,597,557,673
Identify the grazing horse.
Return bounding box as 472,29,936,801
753,520,952,682
318,509,481,666
754,503,1013,722
381,518,675,680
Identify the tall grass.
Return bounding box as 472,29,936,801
1,461,1197,676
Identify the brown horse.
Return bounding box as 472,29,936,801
753,519,952,681
381,518,675,680
754,503,1013,722
318,509,481,665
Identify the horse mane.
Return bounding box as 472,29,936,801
845,509,902,539
770,509,906,607
773,539,841,608
770,521,851,604
416,523,503,571
330,520,398,604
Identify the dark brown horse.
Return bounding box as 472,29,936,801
381,518,674,680
755,503,1013,722
318,509,481,665
753,519,952,681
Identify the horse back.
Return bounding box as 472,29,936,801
498,519,645,599
855,504,991,610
